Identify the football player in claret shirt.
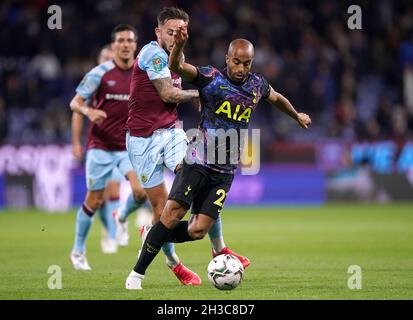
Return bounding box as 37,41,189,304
71,44,119,255
71,45,152,255
125,24,312,289
125,7,248,287
69,25,147,271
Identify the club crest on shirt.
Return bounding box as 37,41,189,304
141,174,148,183
152,57,164,72
107,80,116,87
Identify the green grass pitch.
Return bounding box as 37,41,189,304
0,204,412,300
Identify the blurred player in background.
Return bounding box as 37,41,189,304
125,25,312,289
72,45,152,254
72,44,120,254
69,24,148,271
125,6,248,287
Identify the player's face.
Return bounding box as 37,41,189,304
112,31,137,61
156,19,186,53
97,48,114,64
226,50,254,83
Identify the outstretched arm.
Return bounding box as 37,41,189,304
168,23,198,82
265,86,312,129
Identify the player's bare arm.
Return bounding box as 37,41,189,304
69,94,107,125
169,24,197,82
266,86,312,129
151,77,199,104
71,112,84,160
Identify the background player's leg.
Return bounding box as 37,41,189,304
72,149,114,268
114,158,148,247
98,200,110,251
98,180,120,253
78,190,105,249
117,171,146,222
98,191,109,231
71,189,104,270
103,181,120,240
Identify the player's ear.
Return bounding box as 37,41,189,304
155,27,161,39
225,54,230,65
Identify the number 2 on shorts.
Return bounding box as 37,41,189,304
213,189,226,208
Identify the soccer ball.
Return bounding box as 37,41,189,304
207,254,244,290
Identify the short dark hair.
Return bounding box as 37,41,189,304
157,7,189,26
111,24,138,42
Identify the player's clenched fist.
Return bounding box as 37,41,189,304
296,113,312,129
174,22,188,48
87,108,107,125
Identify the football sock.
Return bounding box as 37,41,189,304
208,216,226,253
103,197,120,240
166,221,194,243
97,202,108,230
141,224,178,266
134,221,172,275
119,193,144,222
73,204,94,253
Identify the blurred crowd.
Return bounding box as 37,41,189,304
1,0,413,157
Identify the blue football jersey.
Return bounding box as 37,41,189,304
186,66,270,174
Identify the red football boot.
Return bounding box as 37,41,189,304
139,227,201,285
212,247,250,269
171,262,202,286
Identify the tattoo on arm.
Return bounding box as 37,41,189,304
152,77,169,96
152,78,198,103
